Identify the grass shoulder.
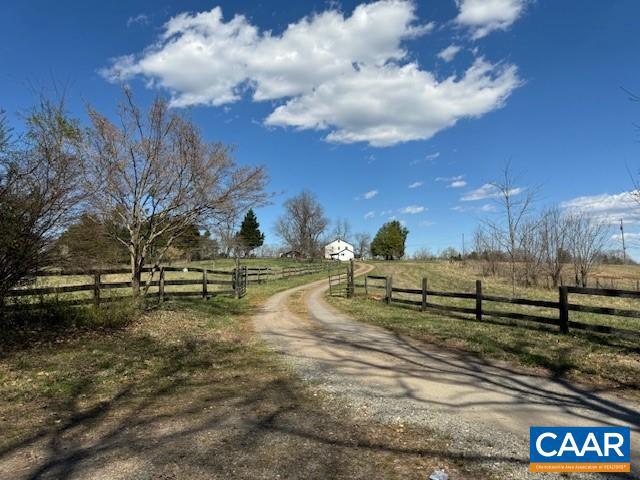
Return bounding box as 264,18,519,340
327,261,640,401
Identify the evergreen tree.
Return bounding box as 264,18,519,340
370,220,409,260
56,214,128,268
237,209,264,255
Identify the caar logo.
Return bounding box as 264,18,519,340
530,426,631,472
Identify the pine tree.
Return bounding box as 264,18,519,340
370,220,409,260
237,209,264,256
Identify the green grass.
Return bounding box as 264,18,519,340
328,260,640,399
1,267,490,479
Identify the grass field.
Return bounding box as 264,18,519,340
328,260,640,400
0,266,488,479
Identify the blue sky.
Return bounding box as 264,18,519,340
1,1,639,255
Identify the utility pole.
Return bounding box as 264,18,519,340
620,218,627,264
462,233,466,257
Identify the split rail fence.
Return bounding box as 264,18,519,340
245,263,330,284
358,275,640,339
3,262,331,312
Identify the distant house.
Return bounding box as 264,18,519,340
324,239,355,262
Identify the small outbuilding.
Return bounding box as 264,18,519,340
324,239,355,262
280,249,302,259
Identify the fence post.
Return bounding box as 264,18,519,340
364,276,368,296
233,268,239,298
386,276,393,304
347,259,354,298
475,280,482,322
202,270,208,299
421,277,427,312
159,267,165,302
559,286,569,334
93,272,101,307
244,266,248,295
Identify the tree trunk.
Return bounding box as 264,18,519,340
130,252,143,299
580,267,588,288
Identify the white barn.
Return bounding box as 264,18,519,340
324,239,355,262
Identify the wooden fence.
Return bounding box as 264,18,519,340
358,275,640,339
245,263,331,284
2,262,331,311
3,266,245,311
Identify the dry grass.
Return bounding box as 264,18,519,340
0,269,488,479
328,260,640,400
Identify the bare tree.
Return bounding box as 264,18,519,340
0,97,85,304
538,206,570,287
412,247,432,261
84,90,267,297
518,217,545,286
474,226,502,276
274,191,328,259
213,211,241,257
354,232,371,259
484,163,536,294
332,218,351,242
566,212,610,287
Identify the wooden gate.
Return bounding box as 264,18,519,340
328,260,354,297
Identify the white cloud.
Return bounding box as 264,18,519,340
461,183,522,201
400,205,426,214
266,58,519,147
103,2,521,147
363,189,379,200
408,181,423,189
452,203,495,213
436,174,466,187
426,152,441,160
127,14,150,27
435,174,464,182
420,220,435,227
364,210,376,220
455,0,528,39
612,232,640,242
561,191,640,224
438,44,461,62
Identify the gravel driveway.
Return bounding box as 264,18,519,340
253,265,640,479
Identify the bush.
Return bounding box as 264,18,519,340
1,299,139,334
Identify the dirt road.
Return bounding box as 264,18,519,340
254,265,640,478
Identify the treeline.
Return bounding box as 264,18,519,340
419,165,621,292
56,208,274,269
